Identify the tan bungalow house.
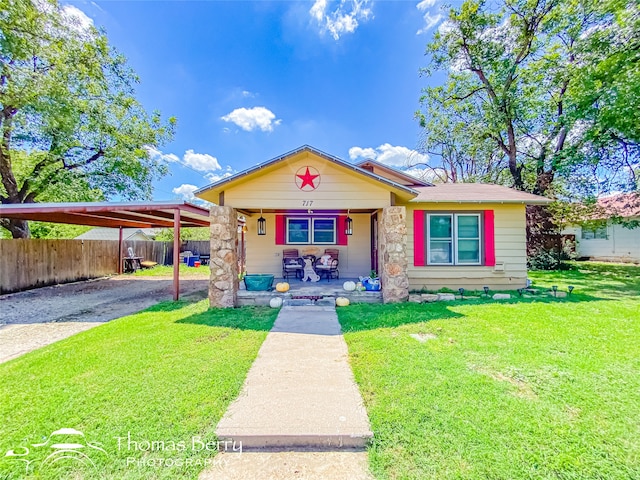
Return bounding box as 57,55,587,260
195,145,550,306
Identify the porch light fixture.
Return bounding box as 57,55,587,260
257,209,266,236
345,210,353,236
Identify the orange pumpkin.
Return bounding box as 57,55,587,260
276,282,290,292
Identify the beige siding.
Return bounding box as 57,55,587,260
404,203,528,290
225,153,393,210
244,213,371,278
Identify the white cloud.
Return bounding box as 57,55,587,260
348,147,377,160
349,143,430,167
183,149,221,172
416,0,438,11
416,0,442,35
204,171,234,184
241,90,255,98
146,146,222,173
221,107,281,132
417,12,442,34
144,145,180,163
61,5,94,32
172,184,198,202
309,0,373,40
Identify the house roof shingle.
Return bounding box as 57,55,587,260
410,183,552,205
597,193,640,218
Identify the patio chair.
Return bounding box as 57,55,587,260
315,249,339,281
282,249,303,280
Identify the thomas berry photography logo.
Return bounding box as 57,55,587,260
4,428,107,474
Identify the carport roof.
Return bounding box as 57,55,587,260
0,201,211,229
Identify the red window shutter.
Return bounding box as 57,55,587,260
275,215,285,245
337,215,348,246
413,210,426,266
484,210,495,266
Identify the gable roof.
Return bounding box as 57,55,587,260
194,145,419,200
411,183,552,205
355,159,432,187
597,193,640,218
75,227,157,241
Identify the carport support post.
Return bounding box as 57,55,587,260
117,226,123,275
173,209,181,301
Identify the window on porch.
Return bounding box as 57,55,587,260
286,217,336,245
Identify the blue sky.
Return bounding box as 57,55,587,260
66,0,449,202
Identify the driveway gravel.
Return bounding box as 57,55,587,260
0,275,208,364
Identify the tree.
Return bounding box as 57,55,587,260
416,0,640,197
0,0,176,238
154,227,211,242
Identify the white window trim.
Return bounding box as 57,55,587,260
286,217,336,245
427,213,482,266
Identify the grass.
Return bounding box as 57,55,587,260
133,263,210,277
0,301,277,479
338,262,640,479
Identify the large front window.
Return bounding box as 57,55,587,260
428,213,481,265
286,217,336,244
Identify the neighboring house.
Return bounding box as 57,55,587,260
75,227,157,241
195,146,550,300
564,193,640,263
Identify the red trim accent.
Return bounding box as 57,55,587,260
413,210,426,266
275,215,285,245
484,210,495,266
337,215,348,245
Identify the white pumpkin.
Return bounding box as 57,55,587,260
343,281,356,292
269,297,283,308
336,297,350,307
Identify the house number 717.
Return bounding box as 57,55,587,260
302,200,314,206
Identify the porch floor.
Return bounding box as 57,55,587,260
238,277,382,306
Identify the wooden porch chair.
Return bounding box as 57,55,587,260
315,249,339,281
282,249,303,280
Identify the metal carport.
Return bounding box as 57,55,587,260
0,201,211,300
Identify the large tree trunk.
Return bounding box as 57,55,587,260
0,218,30,238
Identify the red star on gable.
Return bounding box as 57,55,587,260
296,167,320,190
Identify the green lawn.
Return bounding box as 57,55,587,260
0,302,277,479
133,263,210,277
338,262,640,479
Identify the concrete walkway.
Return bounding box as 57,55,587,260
200,305,373,479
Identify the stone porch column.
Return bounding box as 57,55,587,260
378,206,409,303
209,206,238,308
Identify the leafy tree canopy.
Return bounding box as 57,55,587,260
417,0,639,198
0,0,176,238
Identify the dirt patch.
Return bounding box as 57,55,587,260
469,364,538,399
0,275,208,364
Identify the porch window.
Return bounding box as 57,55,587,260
427,213,481,265
286,217,336,244
286,218,310,244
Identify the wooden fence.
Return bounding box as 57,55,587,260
0,239,211,294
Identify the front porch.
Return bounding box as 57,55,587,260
237,277,383,306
